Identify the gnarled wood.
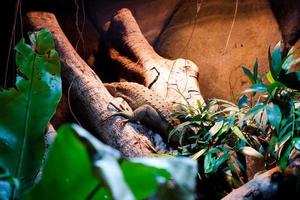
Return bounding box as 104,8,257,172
26,11,169,157
223,164,300,200
104,8,205,107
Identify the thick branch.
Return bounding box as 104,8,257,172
26,12,169,157
223,165,300,200
104,8,205,106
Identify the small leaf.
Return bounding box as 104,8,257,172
281,51,295,71
266,103,282,131
231,126,248,143
213,153,231,173
279,142,294,170
242,66,255,84
243,83,267,93
266,81,284,94
192,148,207,160
294,138,300,151
208,120,224,137
270,41,282,80
253,59,258,82
244,104,265,120
266,71,276,84
238,95,248,109
239,146,264,159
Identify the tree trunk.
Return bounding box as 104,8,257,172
104,8,205,106
26,11,169,157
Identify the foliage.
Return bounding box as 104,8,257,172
169,97,263,194
0,29,197,200
26,124,197,200
0,29,61,198
241,42,300,170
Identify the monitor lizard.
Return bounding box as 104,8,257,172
104,82,180,145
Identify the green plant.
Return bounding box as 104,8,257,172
169,98,262,194
241,41,300,170
0,29,198,200
0,29,62,198
25,124,198,200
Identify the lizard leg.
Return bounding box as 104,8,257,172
130,105,169,134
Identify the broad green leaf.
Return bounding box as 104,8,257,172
269,42,282,80
121,161,169,199
72,125,134,200
128,157,197,200
266,103,282,131
231,126,248,143
0,29,61,196
243,83,267,93
25,125,104,200
239,146,264,159
242,66,255,84
27,125,197,200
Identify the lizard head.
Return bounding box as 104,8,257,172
104,82,130,97
104,83,119,95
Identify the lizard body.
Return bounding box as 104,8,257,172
104,82,179,142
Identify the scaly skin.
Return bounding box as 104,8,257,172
104,82,177,139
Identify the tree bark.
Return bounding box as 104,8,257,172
26,11,169,157
104,8,205,106
222,165,300,200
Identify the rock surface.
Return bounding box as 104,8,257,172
155,0,281,100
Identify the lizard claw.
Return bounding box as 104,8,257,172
118,119,129,126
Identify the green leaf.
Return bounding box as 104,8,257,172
266,81,284,94
192,148,207,160
269,42,282,80
279,141,294,170
243,83,267,93
294,138,300,151
281,51,295,71
27,125,197,200
244,104,265,119
204,154,214,174
253,59,258,82
238,95,248,109
231,126,248,143
128,157,197,200
266,103,282,131
266,71,276,84
239,146,264,159
73,125,135,200
0,29,61,196
213,153,231,173
25,125,106,200
242,66,255,84
208,120,223,137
